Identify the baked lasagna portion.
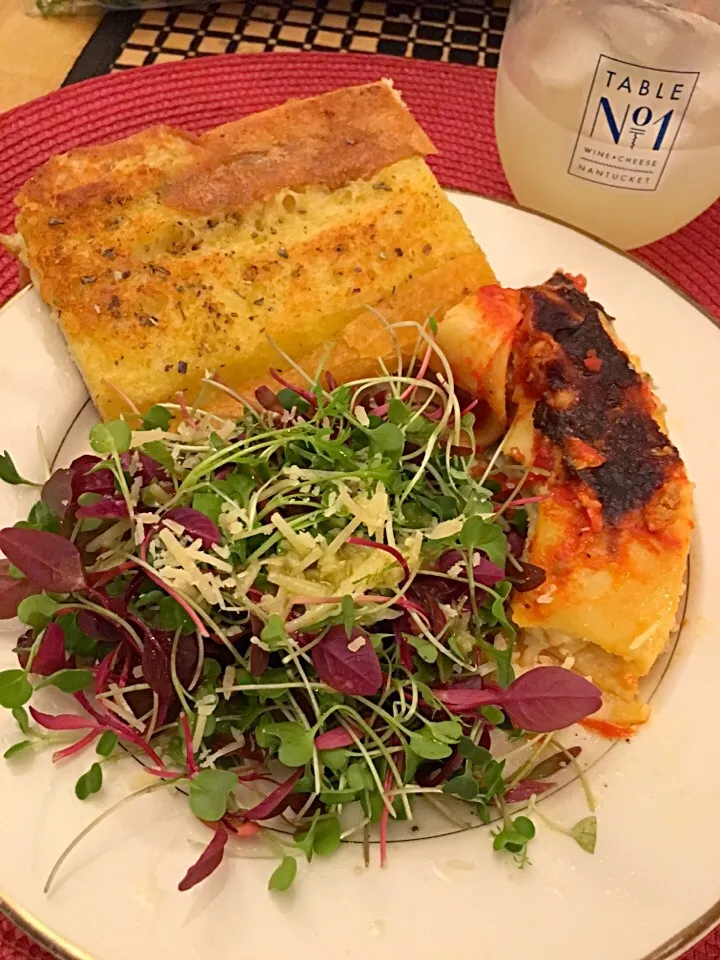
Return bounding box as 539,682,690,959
439,273,693,728
4,81,495,420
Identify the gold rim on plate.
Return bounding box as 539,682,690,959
0,195,717,960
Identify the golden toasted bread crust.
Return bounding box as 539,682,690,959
204,250,493,418
9,83,491,421
17,126,208,210
17,82,434,219
167,81,436,215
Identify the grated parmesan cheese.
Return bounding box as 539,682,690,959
86,520,131,554
270,512,314,556
320,517,361,563
354,405,370,427
183,543,234,574
133,517,145,547
427,516,465,540
157,527,222,605
163,518,186,537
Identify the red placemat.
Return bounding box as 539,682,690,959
0,51,718,960
0,52,719,317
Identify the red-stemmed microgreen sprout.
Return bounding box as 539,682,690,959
0,316,610,895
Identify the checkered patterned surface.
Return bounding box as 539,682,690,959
1,44,720,960
114,0,508,70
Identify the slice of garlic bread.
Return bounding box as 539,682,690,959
7,81,495,419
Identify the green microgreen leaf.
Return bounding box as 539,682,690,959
487,581,516,635
313,816,342,856
476,633,515,689
277,389,310,415
192,491,222,526
96,731,119,758
570,816,597,854
341,594,355,639
367,632,386,650
477,529,508,568
36,668,93,694
26,501,61,533
480,705,505,725
188,769,237,822
142,441,174,473
405,417,436,442
294,812,319,861
406,633,438,663
525,747,579,781
424,719,462,743
202,659,222,686
409,732,452,760
347,762,375,792
268,856,297,892
458,737,492,767
57,613,97,659
166,736,187,768
157,596,194,633
460,515,507,568
387,399,411,425
79,518,103,533
12,705,31,735
260,614,287,650
368,423,404,462
220,471,256,504
0,670,33,709
319,789,358,805
89,420,132,454
4,740,32,759
492,647,515,689
76,492,101,508
400,502,434,529
460,515,484,552
75,762,103,800
480,759,507,800
428,316,438,335
254,716,279,748
262,722,314,767
17,593,58,630
363,787,384,823
508,507,528,533
294,830,315,861
493,815,536,862
442,773,479,800
0,451,36,486
321,748,349,772
142,405,173,431
71,632,102,660
423,493,459,521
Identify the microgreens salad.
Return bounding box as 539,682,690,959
0,322,602,893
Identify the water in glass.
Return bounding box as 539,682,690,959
495,0,720,248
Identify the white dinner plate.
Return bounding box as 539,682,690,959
0,193,718,960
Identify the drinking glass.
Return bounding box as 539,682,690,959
494,0,720,248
